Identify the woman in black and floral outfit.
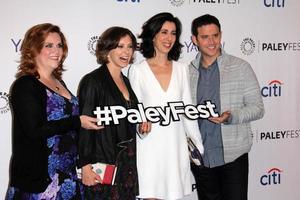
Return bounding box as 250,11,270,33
6,23,100,200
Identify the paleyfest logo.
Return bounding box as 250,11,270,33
0,92,10,114
87,36,99,56
170,0,185,7
94,101,219,126
241,37,300,54
241,38,255,55
257,129,299,142
189,0,240,5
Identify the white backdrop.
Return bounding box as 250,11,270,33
0,0,299,199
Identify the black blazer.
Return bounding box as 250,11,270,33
77,65,138,168
9,75,81,192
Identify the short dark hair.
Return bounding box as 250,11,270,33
191,14,221,37
139,12,183,61
96,26,137,64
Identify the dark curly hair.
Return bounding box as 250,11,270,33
16,23,68,80
96,26,137,64
139,12,183,61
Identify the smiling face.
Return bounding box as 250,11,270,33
35,32,63,73
152,21,177,56
192,23,222,63
107,35,134,68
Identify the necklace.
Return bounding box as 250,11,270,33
40,77,60,92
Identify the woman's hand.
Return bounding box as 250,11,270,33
138,122,152,134
81,164,102,186
80,115,104,130
194,137,204,155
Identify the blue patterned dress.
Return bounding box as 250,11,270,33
6,89,82,200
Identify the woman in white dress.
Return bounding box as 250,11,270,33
128,12,204,200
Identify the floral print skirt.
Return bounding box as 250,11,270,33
6,175,82,200
6,91,82,200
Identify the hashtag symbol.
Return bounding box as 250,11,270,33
93,106,112,126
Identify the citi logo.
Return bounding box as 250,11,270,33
116,0,140,2
264,0,285,7
260,168,282,186
261,80,283,97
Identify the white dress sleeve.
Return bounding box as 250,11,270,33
181,63,204,154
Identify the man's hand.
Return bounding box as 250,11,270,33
209,111,231,124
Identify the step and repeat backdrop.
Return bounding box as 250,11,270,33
0,0,299,199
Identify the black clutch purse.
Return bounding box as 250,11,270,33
187,137,204,167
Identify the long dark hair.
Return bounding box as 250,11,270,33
139,12,183,61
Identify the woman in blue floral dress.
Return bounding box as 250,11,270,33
6,23,101,200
